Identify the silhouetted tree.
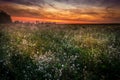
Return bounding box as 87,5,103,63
0,10,12,24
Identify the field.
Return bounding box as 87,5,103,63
0,23,120,80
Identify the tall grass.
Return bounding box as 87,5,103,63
0,24,120,80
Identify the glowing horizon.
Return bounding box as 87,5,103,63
11,16,94,24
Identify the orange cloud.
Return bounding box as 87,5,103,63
0,1,120,23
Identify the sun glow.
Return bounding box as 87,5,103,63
12,16,92,24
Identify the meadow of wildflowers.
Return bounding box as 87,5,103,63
0,23,120,80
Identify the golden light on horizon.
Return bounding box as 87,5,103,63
12,16,92,24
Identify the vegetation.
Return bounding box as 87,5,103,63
0,23,120,80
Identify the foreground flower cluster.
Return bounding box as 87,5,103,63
0,24,120,80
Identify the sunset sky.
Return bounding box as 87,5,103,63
0,0,120,24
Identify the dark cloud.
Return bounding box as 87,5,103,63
55,0,120,8
1,0,120,10
102,0,120,7
0,0,45,5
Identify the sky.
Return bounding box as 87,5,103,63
0,0,120,24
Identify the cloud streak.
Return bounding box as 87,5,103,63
0,0,120,23
1,0,45,5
